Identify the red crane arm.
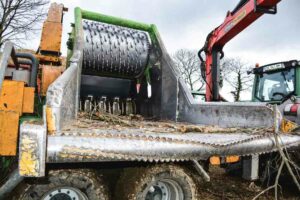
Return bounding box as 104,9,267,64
199,0,281,102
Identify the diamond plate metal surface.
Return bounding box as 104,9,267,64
46,117,300,163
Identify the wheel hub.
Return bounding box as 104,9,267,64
144,179,184,200
42,187,88,200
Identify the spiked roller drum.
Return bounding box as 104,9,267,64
82,20,151,79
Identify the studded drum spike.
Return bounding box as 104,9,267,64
82,20,150,79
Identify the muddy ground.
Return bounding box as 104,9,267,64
199,166,299,200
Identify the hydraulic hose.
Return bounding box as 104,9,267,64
15,53,39,88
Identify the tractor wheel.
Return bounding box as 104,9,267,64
115,164,199,200
11,169,109,200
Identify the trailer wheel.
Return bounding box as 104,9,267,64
12,169,109,200
115,164,199,200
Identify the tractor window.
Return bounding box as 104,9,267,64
254,68,295,102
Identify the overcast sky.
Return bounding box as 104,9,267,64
24,0,300,100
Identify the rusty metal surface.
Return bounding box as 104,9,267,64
39,3,65,54
19,122,47,177
46,3,65,22
36,54,61,63
46,116,300,163
0,111,19,156
41,65,63,96
40,22,62,53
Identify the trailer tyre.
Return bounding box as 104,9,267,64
115,164,199,200
12,169,109,200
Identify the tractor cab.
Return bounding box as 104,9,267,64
252,60,300,103
252,60,300,124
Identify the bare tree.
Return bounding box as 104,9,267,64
221,57,253,101
0,0,49,48
173,49,204,91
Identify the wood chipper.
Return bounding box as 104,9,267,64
0,1,299,200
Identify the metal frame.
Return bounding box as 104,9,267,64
155,29,276,127
0,43,39,89
46,132,300,163
0,42,19,93
19,122,47,177
46,59,80,131
45,8,85,131
192,160,210,182
254,0,277,14
74,8,160,49
0,169,24,199
15,52,39,88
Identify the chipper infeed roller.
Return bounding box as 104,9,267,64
82,20,150,79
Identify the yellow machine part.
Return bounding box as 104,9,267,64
36,54,62,64
19,134,40,176
0,81,25,116
23,87,35,113
210,155,240,165
40,21,62,53
281,118,298,133
226,155,240,163
210,157,221,165
39,3,66,54
41,65,63,96
0,111,19,156
0,80,35,156
0,80,35,115
46,106,56,134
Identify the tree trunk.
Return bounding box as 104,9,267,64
235,71,242,101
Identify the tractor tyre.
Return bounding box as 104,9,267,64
11,169,109,200
115,164,199,200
